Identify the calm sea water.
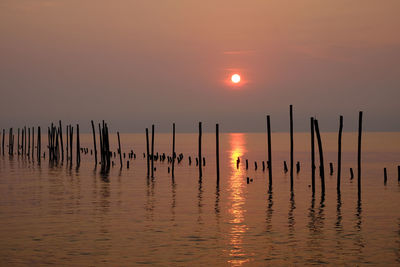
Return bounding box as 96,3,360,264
0,132,399,266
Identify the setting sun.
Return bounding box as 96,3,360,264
231,74,241,84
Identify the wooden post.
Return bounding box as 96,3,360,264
151,124,154,178
98,124,103,166
337,115,343,192
17,128,20,155
267,115,272,187
311,117,315,195
216,123,220,184
28,127,31,158
32,127,34,161
398,166,400,183
329,163,334,175
91,120,97,165
24,126,27,156
117,131,123,168
59,121,64,162
357,111,363,199
350,168,354,179
38,127,41,163
3,129,5,155
172,123,175,179
314,119,325,195
70,126,73,164
384,168,387,185
146,128,150,177
289,105,294,191
76,124,80,166
198,122,202,178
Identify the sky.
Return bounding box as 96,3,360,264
0,0,399,133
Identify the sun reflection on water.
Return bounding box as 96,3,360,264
228,133,249,266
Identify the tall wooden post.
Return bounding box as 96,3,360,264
172,123,175,179
91,120,97,165
314,119,325,195
216,123,220,184
267,115,272,187
289,105,294,191
357,111,363,200
198,122,202,178
337,116,343,192
310,117,315,195
151,124,154,178
146,128,150,177
117,131,123,168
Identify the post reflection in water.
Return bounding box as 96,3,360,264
228,133,249,266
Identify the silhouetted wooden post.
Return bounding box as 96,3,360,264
151,124,154,178
37,127,41,163
337,115,343,192
384,168,387,185
17,128,20,155
117,131,123,168
198,122,202,178
172,123,175,179
146,128,150,177
329,163,334,175
310,117,315,194
32,127,34,161
357,111,363,199
59,121,64,162
267,115,272,187
350,168,354,179
314,119,325,195
91,120,97,165
1,129,4,155
289,105,294,191
24,126,27,156
28,127,31,158
20,128,24,156
76,124,80,166
98,124,103,166
70,126,73,164
398,166,400,182
216,123,220,184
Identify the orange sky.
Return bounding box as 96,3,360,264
0,0,399,132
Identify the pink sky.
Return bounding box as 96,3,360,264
0,0,399,132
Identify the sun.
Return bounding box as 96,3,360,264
231,74,241,84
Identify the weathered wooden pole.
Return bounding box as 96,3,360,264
31,127,34,161
216,123,220,184
198,122,202,178
314,119,325,195
24,126,27,156
17,128,20,155
172,123,175,179
70,126,73,164
117,131,123,168
337,115,343,192
76,124,80,166
37,127,41,163
2,129,4,155
398,166,400,183
59,121,64,162
28,127,31,158
384,168,387,185
289,105,294,191
357,111,363,200
310,117,315,196
91,120,97,165
267,115,272,187
146,128,150,177
151,124,154,178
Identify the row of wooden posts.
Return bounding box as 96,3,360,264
1,107,399,197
